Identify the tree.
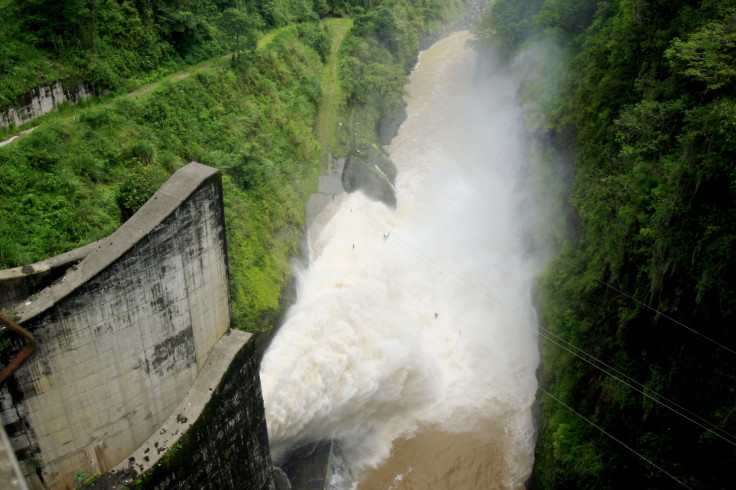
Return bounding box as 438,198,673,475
19,0,101,51
665,12,736,91
221,7,258,59
313,0,329,17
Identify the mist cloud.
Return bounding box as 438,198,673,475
260,31,561,485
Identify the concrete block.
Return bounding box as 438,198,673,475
1,164,232,488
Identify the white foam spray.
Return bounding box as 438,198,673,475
260,32,546,486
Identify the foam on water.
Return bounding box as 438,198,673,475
260,31,544,486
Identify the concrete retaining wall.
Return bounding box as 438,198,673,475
0,82,94,128
0,162,232,488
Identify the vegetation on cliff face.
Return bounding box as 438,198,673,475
478,0,736,488
0,0,470,333
0,0,335,113
331,0,469,205
0,27,325,331
337,0,466,149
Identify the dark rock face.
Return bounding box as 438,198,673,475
341,141,397,208
376,103,408,147
278,440,352,490
272,466,292,490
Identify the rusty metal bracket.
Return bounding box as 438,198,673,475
0,313,36,384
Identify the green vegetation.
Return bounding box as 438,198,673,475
478,0,736,488
0,24,325,332
0,0,470,335
0,0,331,112
337,0,467,149
317,17,352,166
338,6,418,146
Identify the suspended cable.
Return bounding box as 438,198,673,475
539,387,693,489
536,325,736,445
586,277,736,356
343,215,697,486
418,176,736,356
351,205,736,447
537,330,736,446
352,183,736,442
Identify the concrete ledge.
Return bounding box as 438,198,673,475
98,328,274,490
1,161,233,487
13,162,219,323
0,240,104,309
0,240,103,282
114,329,252,476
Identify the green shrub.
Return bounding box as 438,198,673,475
116,164,167,221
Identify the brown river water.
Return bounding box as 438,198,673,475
261,31,543,489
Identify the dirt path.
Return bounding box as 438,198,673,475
317,18,352,168
123,26,291,101
0,25,293,147
125,71,192,99
0,127,35,148
1,20,350,150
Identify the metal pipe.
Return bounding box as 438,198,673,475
0,313,36,384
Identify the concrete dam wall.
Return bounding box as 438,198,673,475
0,162,272,489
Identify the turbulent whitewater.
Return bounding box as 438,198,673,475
260,32,548,488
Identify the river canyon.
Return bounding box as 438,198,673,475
260,31,554,488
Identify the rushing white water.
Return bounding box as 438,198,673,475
260,32,545,487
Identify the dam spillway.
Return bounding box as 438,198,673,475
262,31,549,488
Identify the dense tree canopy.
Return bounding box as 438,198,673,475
0,0,391,112
478,0,736,488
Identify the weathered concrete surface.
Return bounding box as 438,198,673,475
0,82,93,128
112,330,252,476
305,153,346,231
13,162,226,325
0,240,103,310
0,162,232,488
110,332,274,490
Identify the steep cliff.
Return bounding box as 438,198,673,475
477,1,736,488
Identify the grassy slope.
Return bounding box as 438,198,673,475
317,18,353,166
2,0,469,333
0,25,295,144
472,1,736,487
0,25,336,332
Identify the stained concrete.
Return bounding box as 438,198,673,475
1,162,232,488
0,82,93,128
113,329,251,475
305,153,346,231
0,240,103,310
113,331,274,490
